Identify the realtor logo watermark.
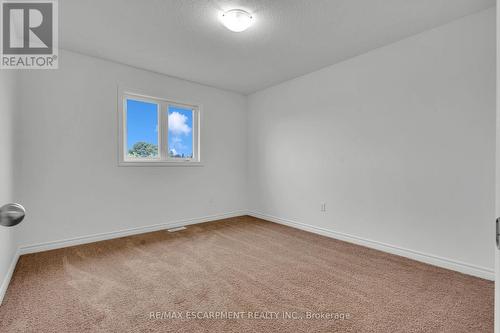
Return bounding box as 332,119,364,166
1,0,58,69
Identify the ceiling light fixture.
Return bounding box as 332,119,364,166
220,9,254,32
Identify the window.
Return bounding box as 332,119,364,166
126,99,159,160
168,105,194,159
119,90,200,166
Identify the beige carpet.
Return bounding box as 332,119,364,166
0,216,493,332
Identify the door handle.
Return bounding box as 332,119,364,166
497,217,500,250
0,203,25,227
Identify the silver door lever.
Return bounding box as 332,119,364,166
0,203,25,227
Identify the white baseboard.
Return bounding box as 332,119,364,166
0,248,20,306
248,211,494,281
19,211,247,255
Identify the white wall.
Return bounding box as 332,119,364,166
248,9,496,274
14,50,247,247
0,71,18,302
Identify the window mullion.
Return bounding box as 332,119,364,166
193,108,199,161
122,97,128,161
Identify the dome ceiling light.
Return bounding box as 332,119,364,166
220,9,254,32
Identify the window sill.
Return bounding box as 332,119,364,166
118,160,204,167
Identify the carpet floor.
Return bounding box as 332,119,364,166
0,216,493,332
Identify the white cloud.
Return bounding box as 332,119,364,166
168,112,191,135
170,148,177,155
171,136,186,150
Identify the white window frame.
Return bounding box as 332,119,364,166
118,88,202,167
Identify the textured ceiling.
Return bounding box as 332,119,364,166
60,0,495,94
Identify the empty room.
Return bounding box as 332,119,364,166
0,0,499,332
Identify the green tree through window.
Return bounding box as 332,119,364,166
128,142,158,158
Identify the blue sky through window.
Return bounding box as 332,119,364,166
126,99,158,156
168,106,193,158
